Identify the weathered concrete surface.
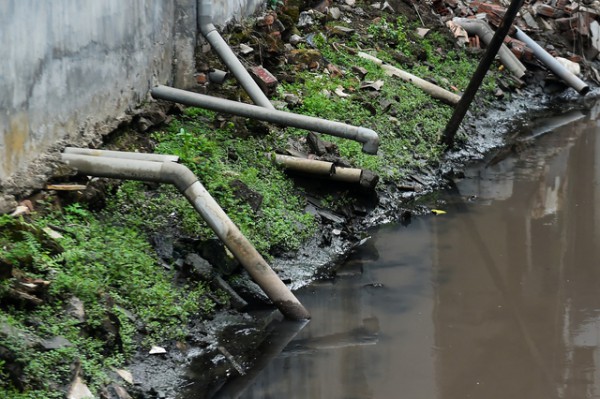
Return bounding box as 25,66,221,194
0,0,264,199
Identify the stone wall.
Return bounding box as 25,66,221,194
0,0,264,202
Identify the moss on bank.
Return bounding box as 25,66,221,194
0,5,509,398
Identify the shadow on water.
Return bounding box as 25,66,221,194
188,100,600,398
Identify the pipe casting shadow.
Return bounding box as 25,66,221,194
61,149,310,321
198,0,274,109
151,85,380,154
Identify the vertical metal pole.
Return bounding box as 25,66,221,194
441,0,525,149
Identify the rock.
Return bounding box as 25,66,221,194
556,57,581,75
381,1,394,12
289,34,304,45
40,336,74,351
213,276,248,310
196,239,240,276
151,232,174,261
230,179,263,213
65,296,86,323
9,205,30,217
360,80,384,91
351,65,368,80
135,117,153,133
326,63,344,77
288,49,323,68
249,66,278,96
140,108,168,125
68,375,94,399
284,93,301,106
228,273,271,305
42,226,63,240
330,26,355,36
149,345,167,355
102,383,133,399
307,132,329,155
0,259,12,280
239,43,254,55
329,7,341,19
184,253,214,281
334,86,350,98
297,11,314,27
0,195,17,215
114,369,134,385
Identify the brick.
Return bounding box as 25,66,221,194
249,66,278,95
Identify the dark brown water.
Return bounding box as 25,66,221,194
217,104,600,399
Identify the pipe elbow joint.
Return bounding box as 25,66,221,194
357,127,380,154
199,0,216,36
160,162,198,192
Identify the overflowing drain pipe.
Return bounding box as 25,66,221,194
514,28,589,95
151,85,380,154
453,18,526,78
198,0,274,109
61,148,310,321
271,154,379,190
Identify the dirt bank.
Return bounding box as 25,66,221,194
3,0,600,397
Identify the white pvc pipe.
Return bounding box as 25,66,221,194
514,28,589,95
198,0,274,109
452,18,526,78
151,85,380,154
64,147,180,163
60,152,310,320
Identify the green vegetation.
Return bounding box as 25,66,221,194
0,205,216,396
0,5,509,398
278,16,500,179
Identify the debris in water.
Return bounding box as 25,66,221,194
431,209,447,215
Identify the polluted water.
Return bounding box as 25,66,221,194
200,101,600,399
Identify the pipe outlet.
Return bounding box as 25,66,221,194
60,151,310,320
151,85,380,154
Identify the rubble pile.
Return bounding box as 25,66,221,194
435,0,600,83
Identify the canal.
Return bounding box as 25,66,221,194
213,102,600,398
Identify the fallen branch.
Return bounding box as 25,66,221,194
358,52,461,105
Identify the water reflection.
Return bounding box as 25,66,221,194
213,103,600,399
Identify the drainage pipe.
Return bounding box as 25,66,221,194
514,28,589,95
64,147,180,163
453,18,526,78
272,154,378,190
358,52,461,105
60,152,310,321
198,0,274,109
151,85,380,154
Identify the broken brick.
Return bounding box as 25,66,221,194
249,66,278,95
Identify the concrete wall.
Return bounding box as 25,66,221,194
0,0,264,199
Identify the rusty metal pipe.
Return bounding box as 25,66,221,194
271,154,379,189
60,152,310,320
273,154,359,182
